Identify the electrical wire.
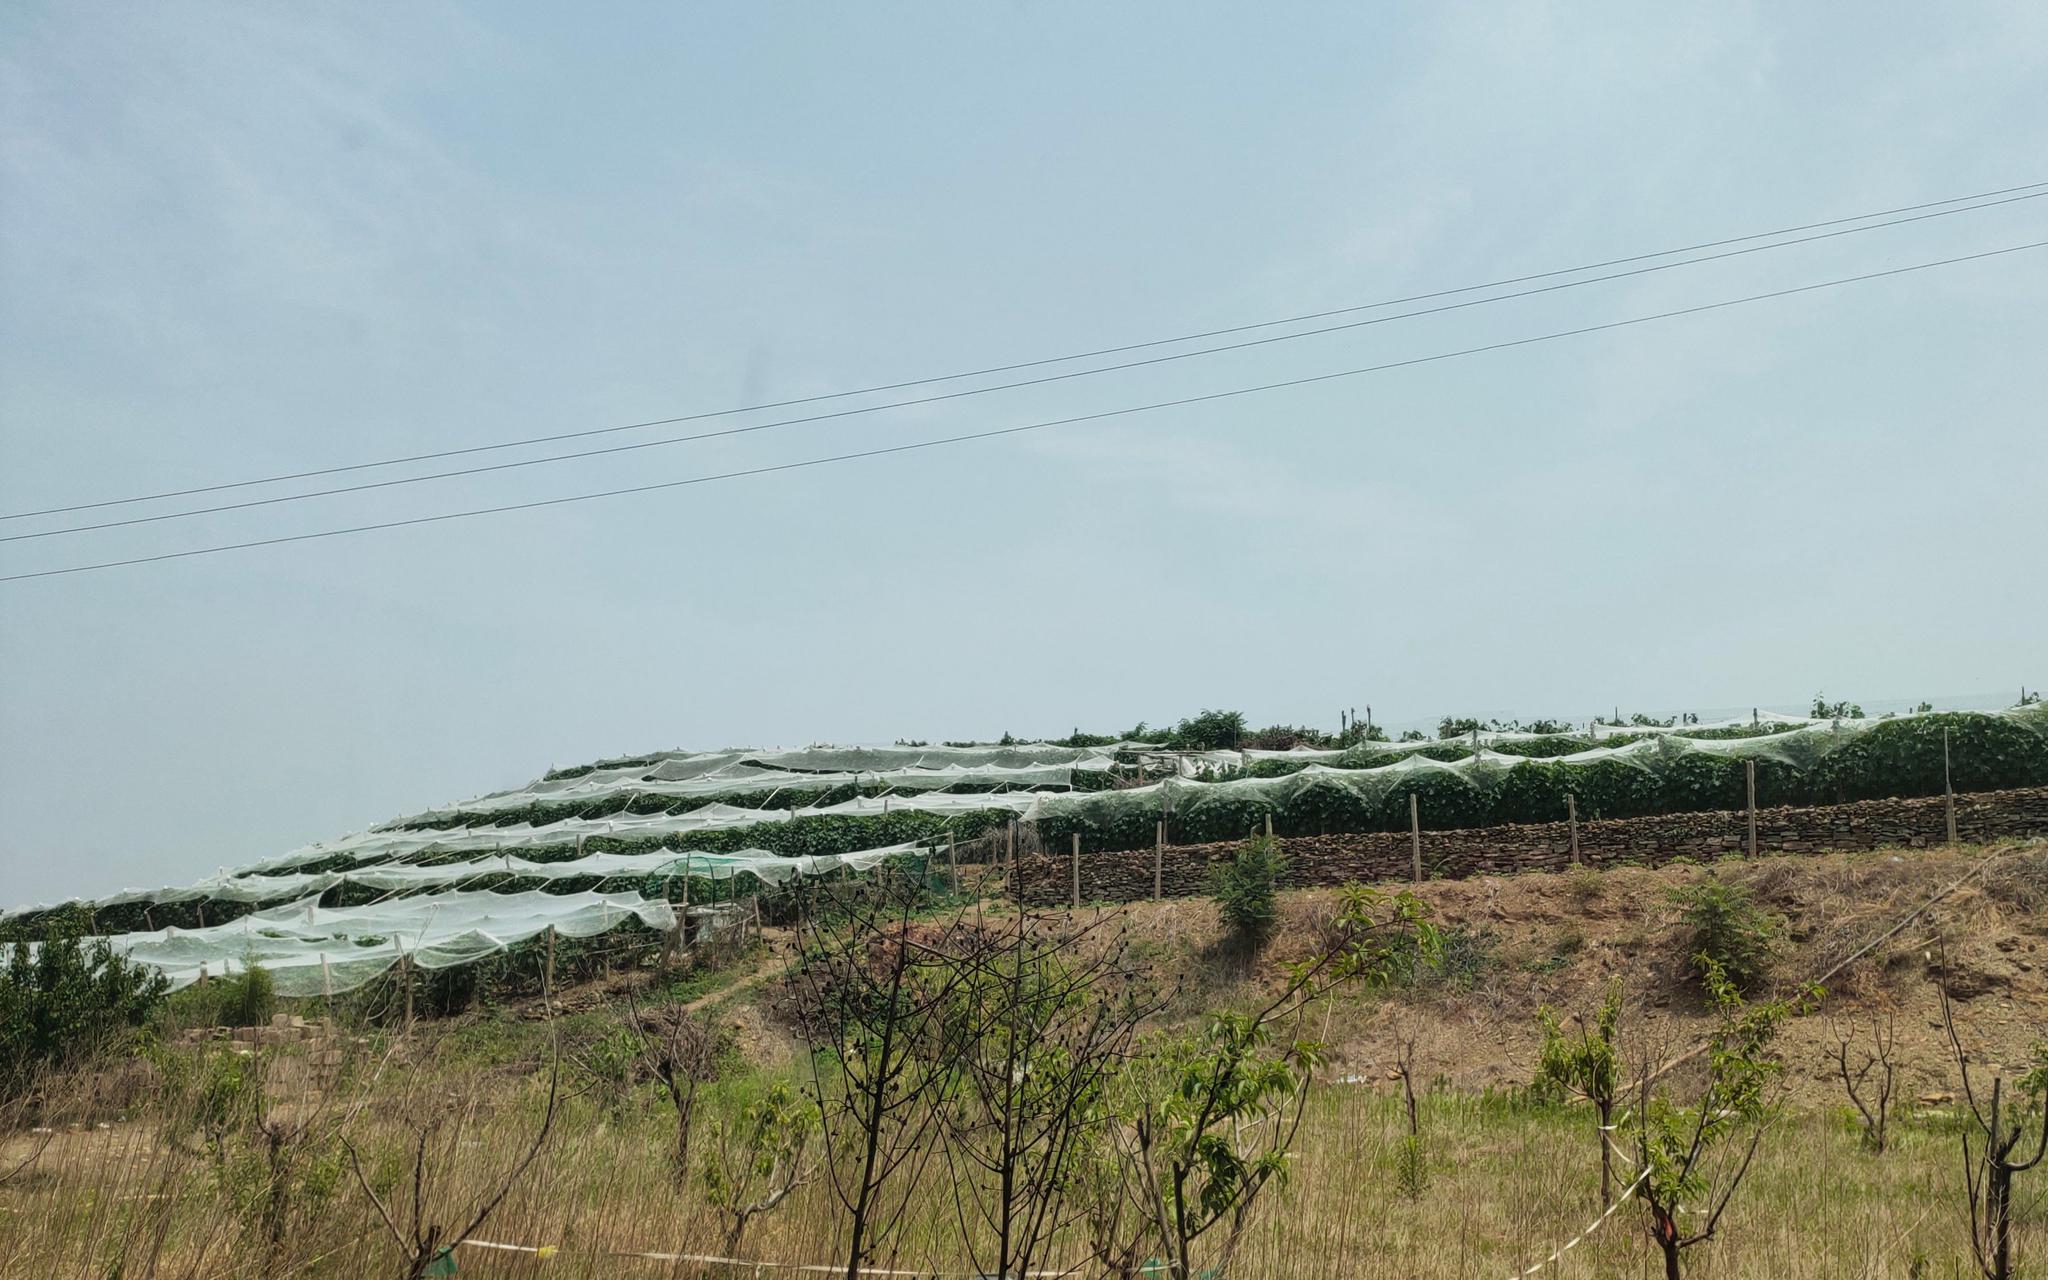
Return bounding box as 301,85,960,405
4,236,2040,585
4,178,2043,523
9,187,2044,545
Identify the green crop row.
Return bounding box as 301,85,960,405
1032,712,2048,852
399,771,1119,832
0,808,1010,942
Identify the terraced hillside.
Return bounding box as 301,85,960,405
6,703,2046,1004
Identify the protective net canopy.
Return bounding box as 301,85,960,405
388,741,1131,828
246,805,801,874
62,841,939,917
744,743,1147,772
13,708,2044,992
394,758,1112,824
90,888,677,996
27,839,948,994
1034,705,2048,838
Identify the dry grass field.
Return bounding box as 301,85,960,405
5,840,2045,1280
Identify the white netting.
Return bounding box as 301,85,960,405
394,759,1112,825
743,743,1142,772
246,804,799,874
1031,705,2048,826
14,707,2041,962
41,839,950,994
92,888,676,996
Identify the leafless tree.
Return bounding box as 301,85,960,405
342,1035,561,1280
621,989,716,1184
1828,1010,1897,1154
1940,970,2048,1280
939,905,1161,1280
0,1079,50,1189
1392,1023,1427,1200
790,866,981,1280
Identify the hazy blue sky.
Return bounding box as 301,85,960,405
3,3,2044,906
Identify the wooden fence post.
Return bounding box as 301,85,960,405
1567,793,1580,865
1263,812,1273,839
1153,819,1165,902
1944,728,1958,844
1070,833,1081,909
401,948,414,1032
543,926,556,1003
1745,759,1758,857
947,831,959,894
1409,793,1422,884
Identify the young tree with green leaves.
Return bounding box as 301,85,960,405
1628,958,1817,1280
1534,978,1623,1202
1169,709,1247,751
1211,835,1286,953
701,1078,818,1257
1086,884,1435,1280
1665,879,1778,991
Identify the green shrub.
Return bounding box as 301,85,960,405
154,1043,264,1160
1395,1132,1429,1200
1667,879,1778,990
0,911,168,1098
169,959,277,1029
1210,835,1286,950
1385,923,1497,992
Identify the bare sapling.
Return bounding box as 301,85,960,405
1941,967,2048,1280
238,1045,360,1268
342,1032,562,1280
1392,1023,1427,1201
1534,978,1624,1201
941,905,1161,1280
1828,1010,1897,1154
0,1079,51,1189
622,989,717,1184
790,865,981,1280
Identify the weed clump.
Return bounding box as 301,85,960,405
1667,878,1778,991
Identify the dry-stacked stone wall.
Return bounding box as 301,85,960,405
1009,785,2048,906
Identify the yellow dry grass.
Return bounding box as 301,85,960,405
5,839,2046,1279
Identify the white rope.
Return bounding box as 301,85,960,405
1504,1168,1648,1278
461,1237,1077,1276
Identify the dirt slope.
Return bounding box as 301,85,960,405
701,840,2048,1105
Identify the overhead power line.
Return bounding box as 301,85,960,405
9,188,2046,546
4,237,2039,586
3,178,2044,524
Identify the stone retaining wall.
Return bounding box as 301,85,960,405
1008,786,2048,906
